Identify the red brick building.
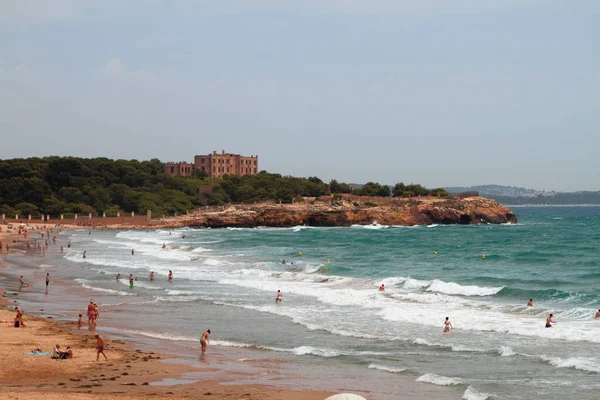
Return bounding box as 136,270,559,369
164,151,258,178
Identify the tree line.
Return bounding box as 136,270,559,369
0,157,447,218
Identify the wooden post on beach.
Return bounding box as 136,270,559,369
131,211,135,217
60,214,64,220
28,215,31,221
15,214,18,220
103,212,106,218
88,212,92,219
75,213,78,220
146,209,151,222
117,212,120,218
46,215,50,222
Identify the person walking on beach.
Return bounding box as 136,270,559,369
276,290,282,303
87,300,96,328
443,317,452,333
527,299,533,307
77,314,83,330
168,270,173,281
546,314,556,328
379,284,385,292
45,273,49,294
200,329,210,355
95,333,107,361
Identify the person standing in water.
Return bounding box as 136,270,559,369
83,251,87,259
129,274,134,288
168,270,173,281
527,299,533,307
87,300,96,328
67,241,71,248
200,329,210,355
116,273,121,281
45,273,50,293
276,290,282,303
379,284,385,292
149,271,155,281
443,317,452,332
546,314,556,328
131,248,134,256
595,309,600,319
162,243,166,249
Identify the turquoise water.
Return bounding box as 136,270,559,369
17,206,600,399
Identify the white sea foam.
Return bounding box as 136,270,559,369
427,224,438,228
191,247,212,253
540,356,600,373
462,386,490,400
416,373,464,386
74,279,134,296
426,279,504,296
499,346,516,357
291,346,342,357
368,363,407,373
351,223,389,230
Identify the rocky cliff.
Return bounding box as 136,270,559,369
166,196,516,228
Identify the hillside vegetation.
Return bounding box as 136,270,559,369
0,157,447,218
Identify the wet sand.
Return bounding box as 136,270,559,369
0,227,335,400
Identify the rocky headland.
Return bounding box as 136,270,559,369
150,196,517,229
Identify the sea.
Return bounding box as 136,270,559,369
4,206,600,399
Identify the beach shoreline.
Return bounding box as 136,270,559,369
0,228,338,400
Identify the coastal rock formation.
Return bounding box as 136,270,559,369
168,196,516,228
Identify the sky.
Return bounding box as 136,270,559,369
1,1,598,191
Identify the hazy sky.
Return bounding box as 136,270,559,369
1,1,598,191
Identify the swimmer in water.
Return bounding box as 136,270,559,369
527,299,533,307
149,271,155,281
545,313,556,328
162,243,166,249
116,273,121,281
276,290,282,303
282,260,286,264
379,284,385,292
443,317,452,332
595,309,600,319
168,270,173,281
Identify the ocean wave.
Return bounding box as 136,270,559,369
498,346,516,357
368,363,407,373
75,279,134,296
351,222,389,230
416,373,464,386
426,279,503,296
463,386,490,400
412,338,486,354
403,278,431,290
427,224,438,228
540,356,600,373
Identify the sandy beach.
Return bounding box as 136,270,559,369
0,226,335,400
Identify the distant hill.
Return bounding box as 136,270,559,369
444,185,600,205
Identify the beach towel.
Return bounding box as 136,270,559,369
23,351,52,356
